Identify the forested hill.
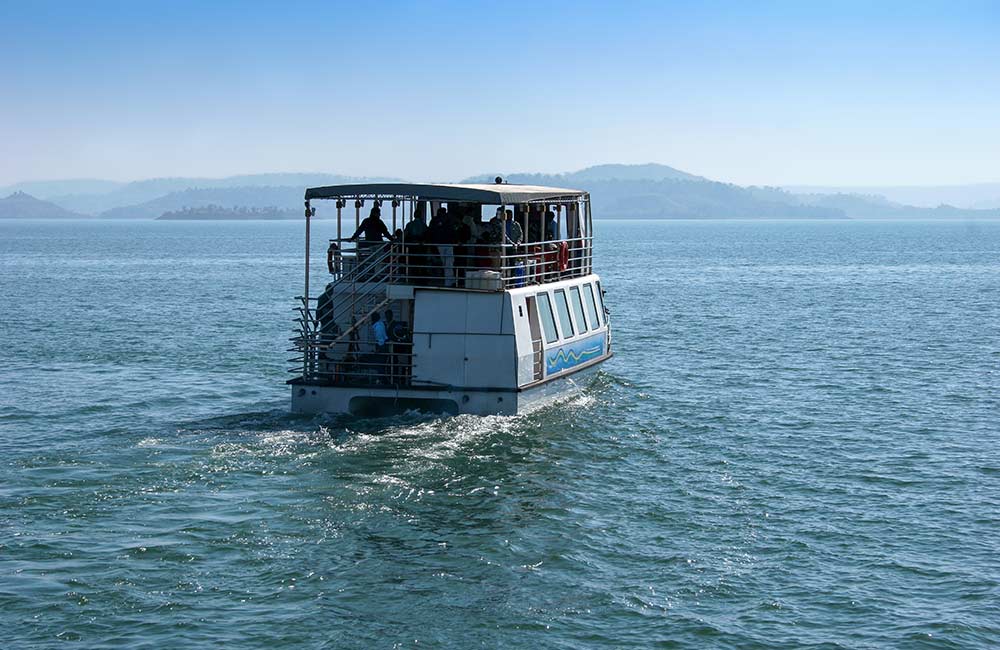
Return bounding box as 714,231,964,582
6,163,1000,220
465,166,842,219
0,192,84,219
464,164,1000,220
156,205,300,220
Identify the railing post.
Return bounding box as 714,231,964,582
500,204,507,284
586,197,593,275
304,199,312,378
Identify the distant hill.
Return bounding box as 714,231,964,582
0,192,85,219
466,165,842,219
464,162,705,186
0,179,124,200
466,165,1000,219
789,191,1000,219
157,205,300,220
100,185,312,219
579,179,845,219
785,183,1000,210
37,173,400,215
5,164,1000,220
570,163,706,182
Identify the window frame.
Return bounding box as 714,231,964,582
553,289,575,338
569,285,589,332
594,281,607,325
536,291,559,344
583,283,601,329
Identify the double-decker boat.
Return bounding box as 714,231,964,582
288,180,612,416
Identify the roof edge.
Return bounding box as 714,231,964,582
304,182,586,203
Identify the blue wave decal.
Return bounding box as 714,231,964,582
546,334,605,374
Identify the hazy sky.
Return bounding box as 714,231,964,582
3,0,999,186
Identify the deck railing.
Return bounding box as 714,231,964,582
329,236,593,290
290,235,594,386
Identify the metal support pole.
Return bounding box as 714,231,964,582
337,202,342,242
500,204,507,281
304,199,311,304
303,199,311,377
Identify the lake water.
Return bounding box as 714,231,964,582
1,219,998,648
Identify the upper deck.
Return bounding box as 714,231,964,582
303,180,594,292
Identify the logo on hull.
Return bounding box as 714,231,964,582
546,334,605,374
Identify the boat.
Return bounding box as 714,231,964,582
288,179,612,416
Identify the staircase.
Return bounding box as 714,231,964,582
290,243,398,382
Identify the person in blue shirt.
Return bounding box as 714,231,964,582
370,312,389,383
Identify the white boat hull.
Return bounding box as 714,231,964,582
290,359,605,417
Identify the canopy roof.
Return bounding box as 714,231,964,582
305,182,587,204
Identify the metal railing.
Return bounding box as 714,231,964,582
290,235,594,387
329,236,593,290
292,242,396,381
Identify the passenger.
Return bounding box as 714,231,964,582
384,309,407,385
454,210,474,286
524,205,543,242
403,205,428,282
315,282,337,342
462,213,481,242
428,206,457,288
403,205,428,241
393,318,413,384
350,206,393,243
505,209,523,245
487,208,504,242
545,210,559,241
340,316,360,383
370,312,389,384
391,228,405,279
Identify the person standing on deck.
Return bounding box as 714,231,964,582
428,206,457,287
504,209,523,245
545,210,559,241
384,309,407,385
404,203,428,241
350,206,394,245
404,203,428,282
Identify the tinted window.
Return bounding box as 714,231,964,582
594,281,607,325
536,292,559,343
569,286,588,332
554,289,575,337
583,283,600,328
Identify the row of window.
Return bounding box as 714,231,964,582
535,281,606,344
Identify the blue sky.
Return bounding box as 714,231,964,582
2,0,999,186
